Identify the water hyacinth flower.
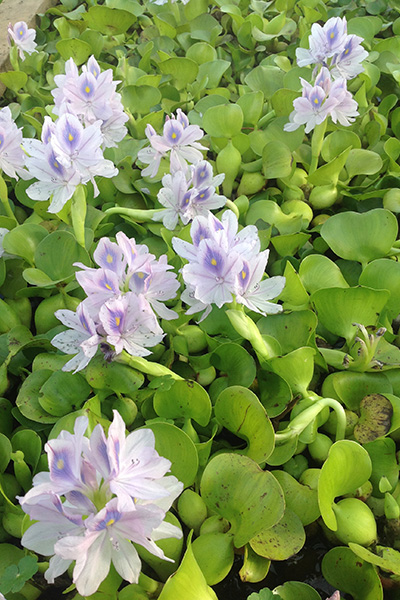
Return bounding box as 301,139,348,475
24,112,118,212
154,159,226,230
284,69,358,133
172,210,285,318
8,21,37,60
0,107,29,180
52,56,128,148
137,109,207,177
19,412,183,596
52,232,179,372
296,17,368,80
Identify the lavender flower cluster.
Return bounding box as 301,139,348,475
172,210,285,320
19,411,183,597
24,56,127,212
7,21,37,60
285,17,367,133
52,232,179,372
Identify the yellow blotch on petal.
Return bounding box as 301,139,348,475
105,283,112,290
106,254,113,263
85,86,91,94
241,270,247,279
115,317,121,327
57,459,64,470
68,133,74,142
54,161,59,169
171,132,177,139
211,258,217,266
330,31,335,39
137,272,145,279
106,518,115,527
314,98,319,104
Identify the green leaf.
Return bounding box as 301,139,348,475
83,6,136,34
299,255,349,294
359,258,400,319
262,141,292,179
363,437,399,498
273,471,320,526
250,508,305,561
11,430,41,470
39,371,91,417
322,547,383,600
157,536,218,600
159,58,199,89
269,347,316,398
353,394,393,444
210,343,256,387
258,310,317,357
153,379,212,427
0,433,11,473
198,60,230,89
321,371,392,411
214,386,275,463
273,581,321,600
121,85,161,115
202,104,243,138
346,149,383,179
308,147,351,187
311,287,390,344
34,231,90,283
144,422,198,488
318,440,372,531
0,72,28,93
349,544,400,577
244,66,284,99
200,454,285,547
237,91,264,127
321,130,361,163
191,533,234,585
16,370,58,424
3,224,47,266
56,38,93,65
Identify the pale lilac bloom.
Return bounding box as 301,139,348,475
138,110,206,178
329,78,359,126
87,411,175,510
331,35,369,80
115,231,152,275
25,143,81,213
129,255,180,320
234,251,285,315
99,293,164,356
0,107,29,179
54,498,177,596
20,494,85,584
284,77,339,133
173,211,284,316
155,170,194,230
296,17,349,67
51,302,102,373
19,412,183,597
8,21,37,60
52,58,79,110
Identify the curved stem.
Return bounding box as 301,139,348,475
104,206,163,223
275,397,346,444
309,120,327,175
115,351,183,380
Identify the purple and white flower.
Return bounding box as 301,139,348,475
138,109,207,178
8,21,37,60
172,210,284,317
19,412,183,597
0,107,29,180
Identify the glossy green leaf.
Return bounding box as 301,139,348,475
320,209,398,264
198,60,230,89
318,440,372,531
364,438,399,498
56,38,93,65
244,66,284,99
250,508,305,561
0,433,11,473
273,471,320,526
200,454,285,548
311,287,390,344
3,225,47,266
322,547,383,600
257,371,292,418
0,72,28,93
239,544,271,583
39,371,91,417
191,533,234,585
273,581,321,600
145,422,198,488
16,370,58,424
159,58,199,88
262,141,292,179
353,394,393,444
321,130,361,163
346,149,383,179
85,355,145,394
349,543,400,577
83,6,136,34
308,147,351,187
359,258,400,318
157,535,218,600
321,371,392,411
299,255,349,294
214,386,275,463
34,231,90,283
210,343,256,387
269,347,316,398
154,379,212,427
202,104,243,138
121,85,161,115
11,430,41,471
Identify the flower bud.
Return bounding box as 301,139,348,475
177,489,208,534
237,172,265,196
